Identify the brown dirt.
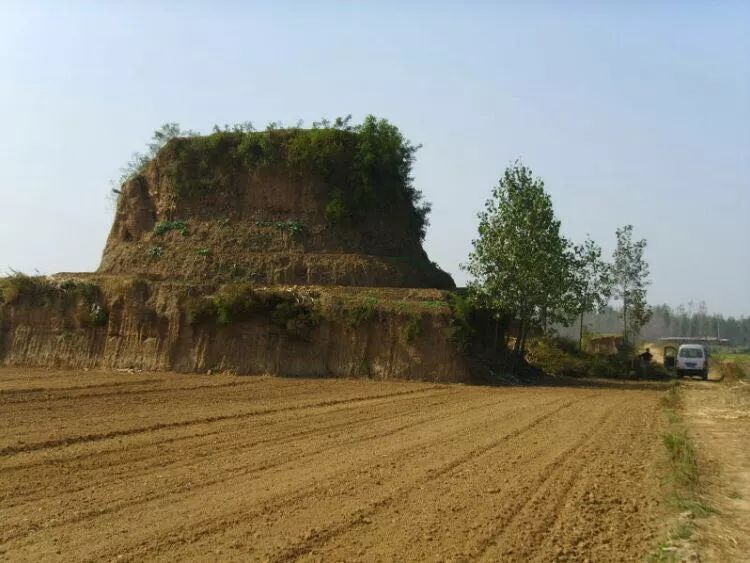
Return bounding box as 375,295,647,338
99,163,454,288
680,365,750,561
0,368,669,561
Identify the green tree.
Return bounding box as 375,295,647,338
463,161,571,357
570,237,613,350
611,225,651,343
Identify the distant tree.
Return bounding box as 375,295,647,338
463,161,571,357
569,237,612,350
611,225,651,343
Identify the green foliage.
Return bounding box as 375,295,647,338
85,303,109,327
154,219,188,236
568,237,613,347
0,274,108,326
146,246,164,259
186,285,320,338
124,116,430,242
0,272,52,304
663,429,699,489
254,219,305,236
463,161,572,353
612,225,651,342
119,123,197,185
347,296,379,327
403,313,423,343
324,192,347,225
527,336,637,378
195,247,211,257
445,292,478,350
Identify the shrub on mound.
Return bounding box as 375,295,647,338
138,116,431,242
185,284,321,339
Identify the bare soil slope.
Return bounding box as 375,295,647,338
1,368,667,561
98,131,454,288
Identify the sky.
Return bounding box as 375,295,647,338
1,1,748,316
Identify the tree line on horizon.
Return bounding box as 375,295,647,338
556,303,750,347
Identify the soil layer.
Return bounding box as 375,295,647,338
0,368,667,561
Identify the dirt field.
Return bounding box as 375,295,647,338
1,368,669,561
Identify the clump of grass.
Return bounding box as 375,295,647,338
663,429,699,489
660,383,682,410
154,219,188,236
185,284,320,339
195,247,211,257
254,219,305,237
347,296,378,327
0,274,108,326
146,246,164,259
651,381,716,560
0,272,53,304
403,313,423,343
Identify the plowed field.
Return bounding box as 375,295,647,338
0,369,667,561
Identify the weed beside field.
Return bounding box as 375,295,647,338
648,383,713,561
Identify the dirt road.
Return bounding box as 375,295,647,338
1,368,667,561
681,366,750,561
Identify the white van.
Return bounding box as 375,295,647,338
676,344,709,379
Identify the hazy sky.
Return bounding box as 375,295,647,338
1,2,748,316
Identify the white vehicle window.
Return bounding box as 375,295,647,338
679,348,704,358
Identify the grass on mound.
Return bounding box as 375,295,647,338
0,273,109,327
185,283,321,339
123,116,431,242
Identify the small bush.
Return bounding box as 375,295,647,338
0,273,52,304
187,285,320,338
347,296,378,327
85,303,109,327
154,219,188,236
324,192,347,225
146,246,164,259
444,292,478,350
195,247,211,257
403,313,423,343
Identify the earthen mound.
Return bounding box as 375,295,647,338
99,120,454,288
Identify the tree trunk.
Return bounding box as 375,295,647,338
513,319,523,355
493,315,499,360
579,311,584,352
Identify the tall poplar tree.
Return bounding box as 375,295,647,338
463,161,571,356
611,225,651,343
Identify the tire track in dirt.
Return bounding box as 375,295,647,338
0,392,534,546
277,392,658,563
265,395,597,562
0,377,297,403
1,387,454,473
472,404,621,561
101,395,588,562
0,378,164,395
0,370,666,562
0,389,460,509
0,385,446,455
